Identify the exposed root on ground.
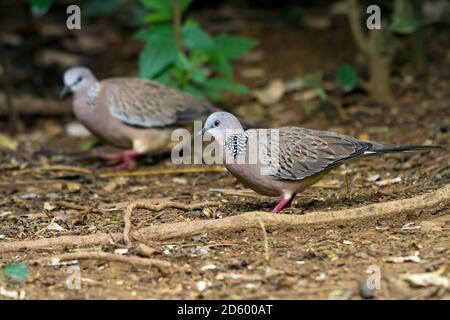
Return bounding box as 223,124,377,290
0,184,448,253
123,199,220,247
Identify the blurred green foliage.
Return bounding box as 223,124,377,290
336,64,358,92
136,0,257,101
28,0,53,17
1,262,29,282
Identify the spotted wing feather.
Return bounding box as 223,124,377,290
259,127,371,181
104,78,217,128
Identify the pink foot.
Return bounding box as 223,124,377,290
271,194,296,213
102,150,141,171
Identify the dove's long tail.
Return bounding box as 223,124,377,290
364,142,441,154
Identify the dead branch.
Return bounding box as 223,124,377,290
257,219,270,263
123,199,220,247
0,184,448,253
53,201,102,214
98,166,226,178
13,165,93,176
0,95,72,118
48,252,174,272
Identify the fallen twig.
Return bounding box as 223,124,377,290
98,166,226,178
41,251,174,272
257,219,270,263
0,184,448,253
123,199,220,247
54,201,102,214
209,188,269,198
13,165,93,176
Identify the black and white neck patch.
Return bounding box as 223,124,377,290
224,132,248,158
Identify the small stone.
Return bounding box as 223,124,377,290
66,121,91,138
46,193,60,200
201,264,217,271
66,182,81,193
367,174,380,182
114,248,129,255
44,202,56,211
20,193,40,200
172,177,188,185
196,280,209,292
192,234,209,243
358,280,375,299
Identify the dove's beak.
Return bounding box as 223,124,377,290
59,85,71,99
201,127,209,136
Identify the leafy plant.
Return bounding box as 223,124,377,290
1,263,29,282
137,0,257,101
336,63,359,92
28,0,53,16
302,74,328,101
346,0,424,100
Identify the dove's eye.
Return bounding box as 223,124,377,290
214,120,220,127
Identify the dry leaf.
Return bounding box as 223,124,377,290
253,79,285,105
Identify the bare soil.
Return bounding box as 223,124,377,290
0,9,449,299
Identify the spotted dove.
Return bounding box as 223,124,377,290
202,112,439,213
61,66,219,169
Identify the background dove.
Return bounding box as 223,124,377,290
202,112,439,213
61,66,219,169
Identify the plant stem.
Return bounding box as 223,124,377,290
347,0,370,55
171,0,183,51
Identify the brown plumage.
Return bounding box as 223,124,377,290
61,66,218,169
202,112,439,213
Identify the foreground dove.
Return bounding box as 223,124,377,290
61,66,218,169
202,112,439,213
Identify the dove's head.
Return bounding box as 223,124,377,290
202,112,244,141
60,66,96,98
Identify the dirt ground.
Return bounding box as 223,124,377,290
0,8,449,300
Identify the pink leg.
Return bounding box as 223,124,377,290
272,194,295,213
102,150,142,171
285,193,297,208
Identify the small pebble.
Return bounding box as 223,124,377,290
358,280,375,299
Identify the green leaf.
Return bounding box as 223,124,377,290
391,11,421,34
81,0,121,18
184,84,205,97
190,68,208,84
138,25,178,79
140,0,171,12
154,69,179,88
145,11,172,23
182,24,216,53
141,0,193,23
209,52,233,79
80,140,98,151
214,34,257,60
204,78,248,101
28,0,53,17
2,263,29,282
336,63,358,92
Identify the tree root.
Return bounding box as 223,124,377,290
0,184,448,253
123,199,220,247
